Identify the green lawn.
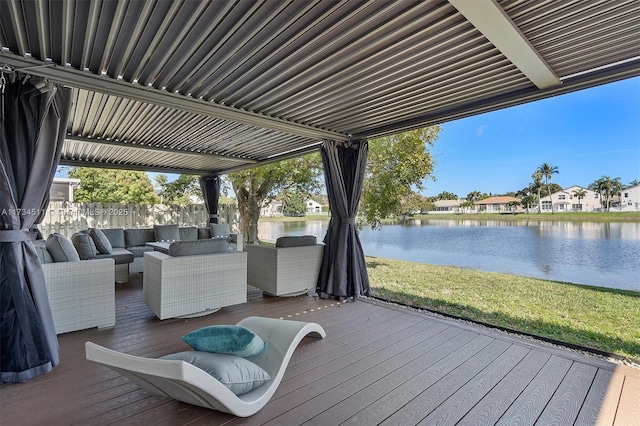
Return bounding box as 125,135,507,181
366,256,640,362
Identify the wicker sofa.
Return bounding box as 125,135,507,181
143,239,247,319
42,258,116,334
98,224,243,277
246,236,324,297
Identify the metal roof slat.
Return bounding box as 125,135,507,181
227,1,384,108
140,1,210,89
277,20,483,122
61,0,74,66
80,0,101,71
4,0,28,56
244,1,428,112
265,4,463,119
112,0,157,80
203,0,324,101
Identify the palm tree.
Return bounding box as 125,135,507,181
537,163,559,214
572,188,587,211
532,170,543,213
591,176,623,211
626,179,640,189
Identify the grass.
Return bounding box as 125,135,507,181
366,256,640,362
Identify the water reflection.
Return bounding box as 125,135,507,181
258,219,640,291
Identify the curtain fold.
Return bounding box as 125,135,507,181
199,175,221,224
0,70,72,383
316,139,370,301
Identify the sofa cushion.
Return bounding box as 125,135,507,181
127,246,154,258
33,239,54,264
181,325,267,357
46,233,81,262
89,228,113,254
275,235,317,248
154,224,180,242
179,227,199,241
95,248,134,265
101,228,126,248
198,227,211,239
71,232,98,260
210,223,230,238
168,239,228,257
125,228,154,247
160,351,270,396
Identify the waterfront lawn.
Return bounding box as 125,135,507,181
366,256,640,362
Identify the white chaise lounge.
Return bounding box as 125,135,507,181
85,316,326,417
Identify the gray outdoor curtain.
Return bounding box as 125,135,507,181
0,69,72,383
316,139,370,300
199,175,221,224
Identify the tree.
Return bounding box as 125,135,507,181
401,192,434,214
532,170,543,213
466,191,482,202
436,191,458,200
460,199,475,213
572,188,587,211
505,200,520,213
282,192,307,216
68,167,158,204
536,163,559,213
626,179,640,189
155,174,200,205
361,127,440,227
520,194,537,213
590,176,622,211
228,154,322,244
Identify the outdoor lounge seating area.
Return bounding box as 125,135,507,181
2,273,638,425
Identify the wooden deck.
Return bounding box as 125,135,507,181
1,275,639,425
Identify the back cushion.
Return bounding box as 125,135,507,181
210,223,230,238
275,235,317,248
179,227,199,241
168,239,229,257
71,232,98,260
33,239,54,264
154,224,180,242
198,227,211,239
101,228,126,248
46,233,81,262
125,228,155,247
89,228,112,254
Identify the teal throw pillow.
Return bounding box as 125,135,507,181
161,351,270,395
181,325,267,358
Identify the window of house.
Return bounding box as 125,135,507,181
558,195,566,200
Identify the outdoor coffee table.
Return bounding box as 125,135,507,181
145,241,172,254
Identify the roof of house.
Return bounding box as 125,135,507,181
2,2,639,175
475,196,521,205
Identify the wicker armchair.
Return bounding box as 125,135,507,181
42,258,116,334
246,239,324,297
143,250,247,319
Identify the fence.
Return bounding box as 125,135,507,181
39,202,238,239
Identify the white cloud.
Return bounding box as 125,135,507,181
476,125,488,136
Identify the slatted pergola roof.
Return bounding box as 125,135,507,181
1,0,639,175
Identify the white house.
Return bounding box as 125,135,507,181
618,185,640,211
306,199,323,214
50,177,80,202
430,199,465,214
260,200,283,217
539,185,600,212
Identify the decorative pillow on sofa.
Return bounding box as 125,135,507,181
71,232,98,260
275,235,317,248
154,224,180,242
160,351,270,395
46,233,81,262
89,228,112,254
33,239,54,264
210,223,231,238
181,325,267,358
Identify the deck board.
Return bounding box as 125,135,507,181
0,274,638,425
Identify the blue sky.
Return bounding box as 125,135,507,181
424,76,640,198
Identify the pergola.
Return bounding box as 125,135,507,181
1,0,638,175
2,0,640,383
